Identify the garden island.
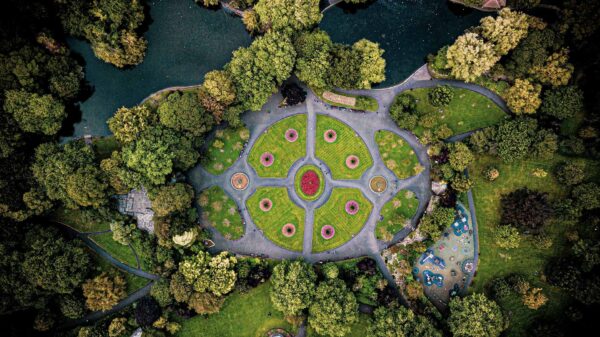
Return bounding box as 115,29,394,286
1,1,600,337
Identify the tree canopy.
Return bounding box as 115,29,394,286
3,90,65,135
368,306,442,337
448,294,506,337
308,279,358,337
158,91,214,137
270,260,317,317
254,0,322,33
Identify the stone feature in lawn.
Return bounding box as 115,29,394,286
281,223,296,237
369,176,388,193
230,172,249,190
324,129,337,143
260,152,274,167
346,155,360,169
259,198,273,212
321,225,335,240
285,128,298,142
294,164,325,201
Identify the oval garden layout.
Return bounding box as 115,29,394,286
195,109,428,258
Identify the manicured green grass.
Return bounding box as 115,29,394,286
198,186,244,240
375,130,424,179
176,281,295,337
247,187,305,252
469,154,572,336
473,77,510,97
202,127,250,175
313,188,372,252
376,190,419,241
89,232,139,269
560,109,585,136
315,115,373,180
51,207,110,233
248,114,307,178
294,165,325,201
312,87,379,112
307,313,371,337
89,250,149,295
408,87,507,137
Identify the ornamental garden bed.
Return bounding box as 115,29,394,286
375,190,419,241
315,115,373,180
198,186,244,240
375,130,423,179
294,165,325,201
202,126,250,175
313,188,372,252
248,115,307,178
246,187,305,252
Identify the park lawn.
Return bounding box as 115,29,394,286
315,115,373,180
468,154,572,336
312,87,379,112
51,207,110,233
375,130,424,179
89,250,149,295
202,126,249,175
198,186,244,240
176,281,295,337
294,165,325,201
247,187,305,252
376,190,419,241
307,313,371,337
408,87,507,137
249,114,307,178
560,109,585,136
89,232,139,269
313,188,372,252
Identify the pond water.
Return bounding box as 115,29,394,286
320,0,486,87
66,0,251,138
67,0,485,138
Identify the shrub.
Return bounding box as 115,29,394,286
389,93,418,130
428,85,454,107
135,297,162,327
82,273,126,311
500,188,552,233
322,263,339,279
494,226,521,249
485,167,500,181
555,161,585,186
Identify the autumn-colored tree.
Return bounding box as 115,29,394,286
446,33,500,82
530,49,574,87
505,79,541,114
82,273,127,311
3,90,65,135
150,183,194,217
479,8,529,56
108,105,156,144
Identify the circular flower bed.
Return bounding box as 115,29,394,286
230,172,249,190
324,129,337,143
285,129,298,142
300,170,320,196
369,176,387,193
345,200,359,215
259,198,273,212
346,155,360,169
281,223,296,237
260,152,274,167
321,225,335,240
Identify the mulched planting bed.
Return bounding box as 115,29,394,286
294,165,325,201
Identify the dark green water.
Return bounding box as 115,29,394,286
68,0,485,137
67,0,251,137
320,0,486,87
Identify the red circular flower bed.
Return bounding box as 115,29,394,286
300,170,320,196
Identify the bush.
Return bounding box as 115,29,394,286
485,167,500,181
500,188,552,233
389,93,418,130
322,263,339,279
428,85,454,107
494,226,521,249
150,279,172,307
135,297,162,327
555,161,585,186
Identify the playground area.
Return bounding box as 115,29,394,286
413,202,476,309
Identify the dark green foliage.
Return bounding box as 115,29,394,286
448,293,506,337
500,188,552,233
555,161,586,186
59,295,85,319
428,85,454,107
308,279,358,337
368,306,442,337
294,29,333,89
571,183,600,210
505,28,562,78
158,91,214,137
389,93,418,130
495,118,538,162
419,206,456,241
3,89,65,135
540,86,584,120
135,296,161,327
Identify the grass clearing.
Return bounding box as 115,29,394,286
376,190,419,241
469,154,573,336
312,87,379,112
313,188,372,252
176,281,294,337
249,114,307,178
315,115,373,180
51,207,110,233
198,186,244,240
247,187,305,252
202,127,249,175
89,232,139,268
88,250,148,295
408,87,507,137
375,130,423,179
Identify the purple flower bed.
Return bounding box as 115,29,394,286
346,155,359,169
324,129,337,143
285,128,299,142
259,198,273,212
260,152,274,167
345,200,359,215
321,225,335,240
282,223,296,237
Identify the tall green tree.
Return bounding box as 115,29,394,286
108,105,156,144
270,260,317,317
446,33,500,82
368,306,442,337
178,251,237,297
308,279,358,337
3,90,65,135
540,85,584,120
448,294,506,337
294,29,333,89
158,91,214,137
150,183,194,217
479,8,529,56
254,0,322,33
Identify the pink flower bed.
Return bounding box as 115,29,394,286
321,225,335,240
346,155,360,169
324,129,337,143
259,198,273,212
345,200,359,215
285,129,298,142
260,152,274,167
300,170,320,196
282,223,296,237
